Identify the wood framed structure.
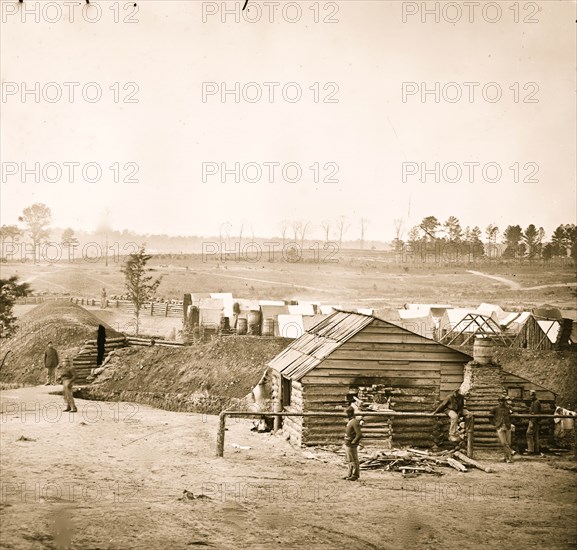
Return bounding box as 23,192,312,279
268,310,472,448
439,312,506,346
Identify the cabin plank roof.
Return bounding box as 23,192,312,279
269,310,471,381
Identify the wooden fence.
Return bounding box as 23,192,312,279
68,297,184,318
215,411,577,458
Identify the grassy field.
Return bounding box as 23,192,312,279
3,253,576,317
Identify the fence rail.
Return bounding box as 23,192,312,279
216,411,577,458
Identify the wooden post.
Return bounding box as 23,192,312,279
273,400,281,433
216,412,227,457
467,415,474,458
150,302,154,316
571,424,577,460
165,302,169,317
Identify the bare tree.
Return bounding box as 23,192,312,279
320,220,331,243
360,218,370,249
335,216,350,249
238,221,245,247
290,220,302,242
298,221,313,249
279,220,289,247
219,222,231,247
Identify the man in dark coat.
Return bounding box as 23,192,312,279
343,406,363,481
527,390,542,454
489,396,513,462
44,342,59,385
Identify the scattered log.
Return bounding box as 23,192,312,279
453,451,493,473
446,457,467,472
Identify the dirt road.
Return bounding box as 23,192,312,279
1,387,576,549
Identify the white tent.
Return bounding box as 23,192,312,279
277,314,305,339
396,312,436,339
537,320,561,343
501,312,532,332
476,303,508,322
288,304,316,316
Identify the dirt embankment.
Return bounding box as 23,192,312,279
493,348,577,408
0,302,122,386
80,336,290,414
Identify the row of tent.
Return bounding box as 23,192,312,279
183,292,373,338
397,303,575,349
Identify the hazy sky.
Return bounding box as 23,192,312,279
1,0,575,241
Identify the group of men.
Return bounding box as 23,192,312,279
343,387,544,479
43,342,77,413
433,387,543,462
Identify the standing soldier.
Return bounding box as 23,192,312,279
61,357,77,413
343,406,363,481
44,341,59,385
527,390,542,454
489,396,514,463
101,287,108,309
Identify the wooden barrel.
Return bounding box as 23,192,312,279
262,318,274,337
473,337,493,364
237,318,248,335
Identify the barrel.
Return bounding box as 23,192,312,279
473,337,493,364
237,318,248,335
262,318,275,337
247,310,261,335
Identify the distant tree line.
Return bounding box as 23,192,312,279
397,216,576,261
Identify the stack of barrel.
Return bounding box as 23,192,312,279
73,336,127,384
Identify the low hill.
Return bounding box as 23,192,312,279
0,301,122,385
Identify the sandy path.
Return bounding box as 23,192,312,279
467,271,522,290
468,271,577,292
1,387,576,549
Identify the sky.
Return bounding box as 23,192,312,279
1,0,575,241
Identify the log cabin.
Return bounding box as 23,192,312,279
268,310,472,448
268,310,557,449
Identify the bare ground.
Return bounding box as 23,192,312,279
1,386,576,550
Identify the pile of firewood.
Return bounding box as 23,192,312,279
358,448,493,476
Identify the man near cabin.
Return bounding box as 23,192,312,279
346,392,365,426
343,406,363,481
526,390,542,454
433,388,471,442
489,396,513,463
44,341,59,385
502,390,517,454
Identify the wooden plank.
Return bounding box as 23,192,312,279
313,368,442,378
340,342,441,352
329,349,468,362
346,333,437,345
303,373,440,386
311,359,441,372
